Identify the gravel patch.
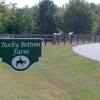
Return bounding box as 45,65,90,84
73,43,100,62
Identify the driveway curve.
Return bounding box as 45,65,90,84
73,43,100,62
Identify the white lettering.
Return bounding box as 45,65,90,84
13,48,29,56
1,41,19,48
21,42,40,47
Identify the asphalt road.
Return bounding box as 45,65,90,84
73,43,100,62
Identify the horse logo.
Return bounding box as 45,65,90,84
16,57,26,67
12,55,30,70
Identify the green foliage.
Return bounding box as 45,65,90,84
2,5,33,34
90,3,100,34
1,0,100,34
63,0,93,34
90,3,100,14
32,5,41,34
0,2,8,28
54,7,65,32
38,0,57,34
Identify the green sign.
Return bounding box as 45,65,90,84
0,38,43,71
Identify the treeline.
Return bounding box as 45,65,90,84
0,0,100,35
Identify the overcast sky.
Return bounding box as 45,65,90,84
5,0,100,8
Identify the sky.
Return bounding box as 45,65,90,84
5,0,100,8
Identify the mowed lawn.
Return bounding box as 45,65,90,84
0,42,100,100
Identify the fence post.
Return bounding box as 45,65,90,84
64,35,66,45
89,35,90,43
99,35,100,43
54,37,56,45
82,35,84,44
58,35,59,45
94,35,96,43
76,35,78,44
70,37,72,44
45,35,47,46
52,35,54,45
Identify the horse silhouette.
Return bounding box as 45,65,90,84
16,57,26,67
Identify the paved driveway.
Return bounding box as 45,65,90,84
73,43,100,62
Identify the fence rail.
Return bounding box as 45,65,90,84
0,34,100,45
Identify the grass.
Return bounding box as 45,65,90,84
0,42,100,100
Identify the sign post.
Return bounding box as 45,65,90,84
0,38,43,71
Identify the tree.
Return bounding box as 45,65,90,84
90,3,100,14
90,3,100,34
54,6,65,32
3,5,33,34
63,0,93,34
1,2,18,34
13,7,33,34
32,5,41,34
35,0,57,34
0,2,8,31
